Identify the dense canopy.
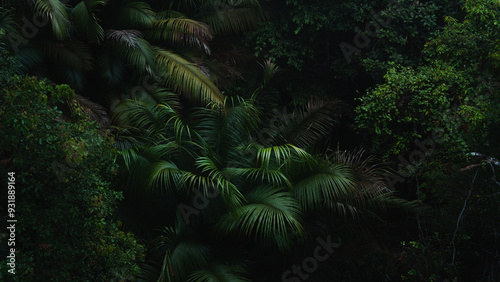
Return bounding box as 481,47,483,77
1,0,499,281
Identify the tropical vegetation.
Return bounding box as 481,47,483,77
1,0,499,281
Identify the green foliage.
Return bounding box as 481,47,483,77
0,76,145,281
356,63,493,158
113,80,419,280
245,19,314,70
0,28,19,84
358,0,444,72
399,238,452,281
355,1,500,280
3,0,250,106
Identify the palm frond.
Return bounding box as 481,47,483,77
96,53,125,85
201,2,263,35
105,31,156,74
255,144,312,169
41,39,94,72
105,29,143,47
286,97,341,148
114,1,155,28
187,264,251,282
145,18,213,53
15,44,44,73
334,149,388,194
214,186,303,251
117,147,152,191
155,47,224,106
368,193,427,214
155,10,187,20
71,0,105,43
147,160,185,194
192,97,260,158
56,67,86,90
229,166,291,188
291,160,356,212
250,59,281,100
112,99,175,132
35,0,70,40
182,158,244,208
156,226,213,282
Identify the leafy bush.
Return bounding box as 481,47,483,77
0,76,145,281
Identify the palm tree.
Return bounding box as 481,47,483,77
2,0,264,107
112,63,420,281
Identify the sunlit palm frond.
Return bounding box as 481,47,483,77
146,18,213,53
155,47,224,106
35,0,70,40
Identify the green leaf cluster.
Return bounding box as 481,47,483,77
0,76,145,281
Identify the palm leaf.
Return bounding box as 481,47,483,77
35,0,70,40
192,97,260,158
71,0,105,43
145,18,213,53
182,160,244,208
112,99,175,132
187,264,251,282
201,1,263,35
291,160,357,212
287,97,341,148
96,53,125,85
214,186,303,251
15,44,44,73
156,226,213,282
105,30,156,74
255,144,312,169
155,47,224,106
114,1,155,28
147,160,184,194
117,147,153,191
41,39,94,72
